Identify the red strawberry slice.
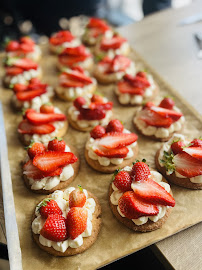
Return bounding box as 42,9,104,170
50,30,74,45
79,108,106,120
16,88,47,101
190,139,202,147
13,83,28,92
6,41,20,52
20,42,34,53
97,132,138,149
59,55,89,67
139,108,173,128
94,146,129,158
59,75,85,87
6,66,24,76
89,101,113,111
61,45,89,56
26,111,66,125
173,152,202,178
88,17,109,31
118,191,159,219
150,106,182,121
65,70,93,84
109,55,131,73
183,147,202,161
100,36,126,51
33,151,78,172
18,119,55,134
132,178,175,207
118,81,144,95
23,160,62,179
12,58,38,70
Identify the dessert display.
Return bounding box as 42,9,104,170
10,78,54,111
133,97,185,141
94,55,136,84
109,161,175,231
55,66,97,101
31,186,101,255
85,119,138,173
82,17,113,46
4,57,42,88
94,34,130,59
49,30,80,54
5,36,41,61
18,106,68,146
156,133,202,189
67,94,113,132
22,138,79,193
57,45,93,71
115,71,159,105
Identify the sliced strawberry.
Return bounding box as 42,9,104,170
100,36,126,51
23,160,62,179
97,132,138,149
118,191,159,219
190,139,202,148
16,88,47,101
33,151,78,172
18,119,55,134
124,74,150,88
94,147,129,158
6,41,20,52
173,152,202,178
79,108,106,120
60,45,89,56
183,147,202,161
88,17,109,31
6,66,24,76
20,42,34,53
12,58,38,70
139,108,173,128
26,111,66,125
109,55,131,73
89,101,113,111
59,75,85,88
150,106,182,121
65,70,93,84
20,36,35,45
59,55,88,67
132,178,175,207
50,30,74,46
118,81,144,95
13,83,28,92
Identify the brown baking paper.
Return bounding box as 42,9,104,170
1,45,202,270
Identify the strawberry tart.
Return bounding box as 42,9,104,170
67,94,113,132
4,57,42,88
31,186,101,255
115,71,159,105
5,36,41,62
94,34,130,59
55,66,97,101
156,133,202,189
85,119,138,173
94,55,136,84
49,30,80,54
10,78,54,111
18,106,68,146
22,138,79,193
82,17,113,46
57,45,93,72
109,161,175,231
133,97,185,141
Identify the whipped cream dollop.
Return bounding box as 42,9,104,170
26,145,74,190
158,133,202,183
110,166,171,225
32,187,96,252
86,129,137,166
134,106,185,139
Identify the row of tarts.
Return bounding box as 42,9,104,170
2,17,202,257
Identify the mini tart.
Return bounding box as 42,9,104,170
109,166,174,232
55,68,97,101
85,126,138,173
49,30,81,54
133,99,185,142
155,134,202,190
23,145,80,194
32,188,102,256
57,45,94,72
115,72,159,106
94,35,130,59
82,17,113,46
67,94,113,132
93,55,136,84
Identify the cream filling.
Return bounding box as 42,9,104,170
86,129,137,166
83,29,113,45
158,133,202,183
7,45,41,61
115,74,156,105
133,106,185,138
5,67,42,86
32,187,96,252
110,167,171,225
50,38,81,54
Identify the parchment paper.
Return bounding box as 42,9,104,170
1,45,202,270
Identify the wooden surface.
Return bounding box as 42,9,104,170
119,1,202,269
